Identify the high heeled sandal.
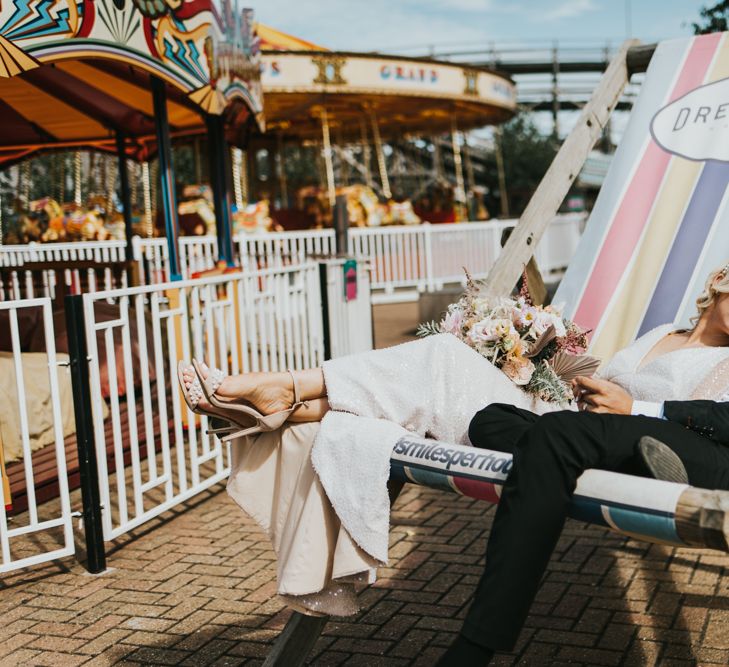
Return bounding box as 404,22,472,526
177,361,239,436
191,358,306,442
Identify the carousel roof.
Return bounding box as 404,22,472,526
0,0,262,165
259,50,517,141
254,24,515,140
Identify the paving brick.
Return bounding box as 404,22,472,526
4,327,729,667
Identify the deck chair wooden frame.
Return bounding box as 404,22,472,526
262,39,729,666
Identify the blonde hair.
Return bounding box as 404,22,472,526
692,262,729,325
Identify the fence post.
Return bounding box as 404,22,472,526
64,294,106,574
333,194,349,256
423,223,435,292
318,261,332,361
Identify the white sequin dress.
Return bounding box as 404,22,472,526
228,327,729,617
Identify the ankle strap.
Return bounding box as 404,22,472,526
288,370,301,404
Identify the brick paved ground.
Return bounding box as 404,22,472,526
2,304,729,666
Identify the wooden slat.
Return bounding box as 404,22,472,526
262,612,329,667
675,487,729,552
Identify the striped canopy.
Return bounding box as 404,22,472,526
0,59,208,165
556,32,729,362
257,23,327,52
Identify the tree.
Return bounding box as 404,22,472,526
693,1,729,34
480,113,559,217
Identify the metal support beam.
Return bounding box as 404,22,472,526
206,114,235,266
551,43,560,137
151,76,181,279
116,132,134,262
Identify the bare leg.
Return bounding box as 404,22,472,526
181,364,327,416
289,397,330,422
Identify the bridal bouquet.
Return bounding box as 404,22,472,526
417,272,599,404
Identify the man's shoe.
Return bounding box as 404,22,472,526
435,634,494,666
638,436,689,484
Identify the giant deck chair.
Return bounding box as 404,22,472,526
264,33,729,666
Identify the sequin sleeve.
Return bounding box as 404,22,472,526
690,356,729,401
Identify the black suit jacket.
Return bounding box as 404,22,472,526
664,400,729,445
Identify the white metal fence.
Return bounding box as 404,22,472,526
238,229,337,271
0,240,130,301
0,297,75,573
1,258,371,573
81,263,325,541
0,214,586,302
237,214,585,300
320,258,373,358
534,214,585,276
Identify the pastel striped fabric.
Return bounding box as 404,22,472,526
389,436,688,547
555,33,729,362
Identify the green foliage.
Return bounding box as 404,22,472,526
481,113,559,217
525,360,571,405
693,1,729,34
416,320,444,337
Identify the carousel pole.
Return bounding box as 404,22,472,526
359,117,374,189
73,152,82,206
206,114,234,266
231,147,244,210
57,154,65,203
151,76,181,280
463,132,476,197
21,160,31,207
115,132,134,262
368,107,391,199
142,162,153,238
450,116,466,221
319,107,336,209
277,134,288,208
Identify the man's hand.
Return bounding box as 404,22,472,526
571,376,634,415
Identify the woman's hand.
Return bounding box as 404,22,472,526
572,376,634,415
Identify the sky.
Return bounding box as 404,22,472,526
252,0,709,54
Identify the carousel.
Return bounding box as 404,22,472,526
247,23,517,230
0,0,262,273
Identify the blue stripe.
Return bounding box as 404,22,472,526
639,160,729,334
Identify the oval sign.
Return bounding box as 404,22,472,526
650,76,729,163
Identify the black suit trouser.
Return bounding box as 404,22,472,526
462,404,729,651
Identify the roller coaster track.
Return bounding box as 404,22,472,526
392,41,644,116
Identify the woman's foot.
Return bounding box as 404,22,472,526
180,363,296,417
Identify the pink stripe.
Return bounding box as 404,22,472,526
573,33,723,332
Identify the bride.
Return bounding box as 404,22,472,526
179,263,729,615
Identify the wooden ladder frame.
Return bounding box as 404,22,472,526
262,39,658,667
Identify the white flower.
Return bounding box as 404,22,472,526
528,310,565,338
469,317,516,344
513,304,537,328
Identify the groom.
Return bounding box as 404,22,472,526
436,375,729,666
